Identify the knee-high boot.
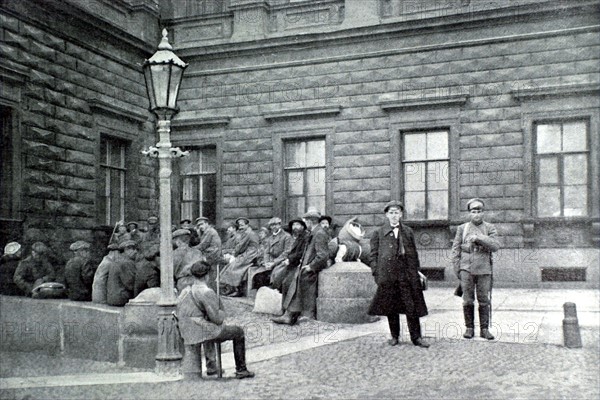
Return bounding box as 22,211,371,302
479,305,494,340
463,305,475,339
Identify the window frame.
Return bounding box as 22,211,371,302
98,135,128,226
532,118,591,218
178,145,218,224
273,127,333,220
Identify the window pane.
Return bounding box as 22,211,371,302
404,133,426,161
538,157,559,184
427,190,448,219
306,168,325,195
181,151,199,175
100,139,108,165
182,177,196,201
536,124,561,154
200,148,217,173
202,201,217,223
564,185,587,216
181,202,194,222
287,197,305,221
404,163,425,191
306,140,325,167
201,174,217,201
285,141,306,168
404,191,426,220
307,196,325,215
287,171,304,196
426,131,448,159
427,161,448,190
537,186,561,217
563,154,587,185
562,121,587,152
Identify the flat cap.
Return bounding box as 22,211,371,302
107,243,119,251
119,240,137,250
180,219,192,225
69,241,90,251
147,216,158,223
172,228,191,239
4,242,21,256
195,216,209,224
126,221,139,228
268,217,282,226
384,200,404,212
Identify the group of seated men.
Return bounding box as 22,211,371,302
0,211,365,317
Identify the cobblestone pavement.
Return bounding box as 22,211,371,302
2,327,598,400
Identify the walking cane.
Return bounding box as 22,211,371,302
215,263,223,378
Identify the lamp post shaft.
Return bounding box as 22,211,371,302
154,117,182,376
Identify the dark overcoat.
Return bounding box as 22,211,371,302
368,223,428,317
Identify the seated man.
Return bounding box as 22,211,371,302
193,217,222,292
173,229,205,292
92,243,120,304
219,217,260,297
64,240,95,301
252,217,293,290
106,240,137,306
13,241,55,297
177,261,255,379
134,244,160,297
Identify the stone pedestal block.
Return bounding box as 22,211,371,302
317,261,377,323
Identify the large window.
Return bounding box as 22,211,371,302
534,120,589,217
180,147,217,223
402,130,449,220
99,136,127,225
284,138,326,221
0,106,14,219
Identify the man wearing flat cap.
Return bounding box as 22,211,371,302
172,229,205,292
126,222,143,246
193,216,222,291
274,210,329,325
106,240,137,306
252,217,293,290
64,241,95,301
177,261,255,379
92,243,120,304
14,242,55,297
220,217,260,297
368,201,430,348
452,198,500,340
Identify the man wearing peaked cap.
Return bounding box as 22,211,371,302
92,242,121,304
107,239,137,306
64,240,94,301
193,216,221,291
252,216,293,291
172,228,192,240
452,198,500,341
368,200,430,348
220,216,260,297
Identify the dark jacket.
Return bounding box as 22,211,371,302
106,253,136,306
134,258,160,297
64,256,95,301
13,256,55,296
0,254,22,295
368,223,427,317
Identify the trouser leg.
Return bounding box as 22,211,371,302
406,315,422,344
460,271,475,306
213,325,247,372
203,342,217,372
387,314,400,339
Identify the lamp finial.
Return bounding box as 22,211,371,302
158,28,173,50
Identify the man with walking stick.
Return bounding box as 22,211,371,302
452,198,500,340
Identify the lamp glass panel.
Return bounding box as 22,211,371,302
168,66,184,109
150,64,170,108
143,68,156,110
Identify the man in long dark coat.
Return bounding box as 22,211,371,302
273,210,329,325
368,200,430,348
64,240,95,301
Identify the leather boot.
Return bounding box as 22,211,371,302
463,305,475,339
233,337,254,379
479,305,495,340
272,311,298,325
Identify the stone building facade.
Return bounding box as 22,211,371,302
1,0,598,287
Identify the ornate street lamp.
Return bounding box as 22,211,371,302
142,28,188,377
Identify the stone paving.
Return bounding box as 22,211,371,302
1,288,598,399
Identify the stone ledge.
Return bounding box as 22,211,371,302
511,82,600,101
88,98,148,123
263,105,341,121
378,93,469,111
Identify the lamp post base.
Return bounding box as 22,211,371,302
155,305,183,378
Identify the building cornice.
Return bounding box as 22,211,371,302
171,116,231,129
378,94,469,111
263,105,342,121
88,98,148,123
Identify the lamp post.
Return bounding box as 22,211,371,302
142,28,188,377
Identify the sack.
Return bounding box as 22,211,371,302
252,286,283,315
32,282,67,299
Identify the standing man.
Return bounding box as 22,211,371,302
194,216,222,291
64,240,95,301
452,198,500,340
368,201,429,348
106,240,137,306
273,210,329,325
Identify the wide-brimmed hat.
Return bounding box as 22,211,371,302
288,218,307,231
302,210,321,220
4,242,21,256
69,241,90,251
384,200,404,212
235,217,250,226
319,215,332,225
172,229,191,239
